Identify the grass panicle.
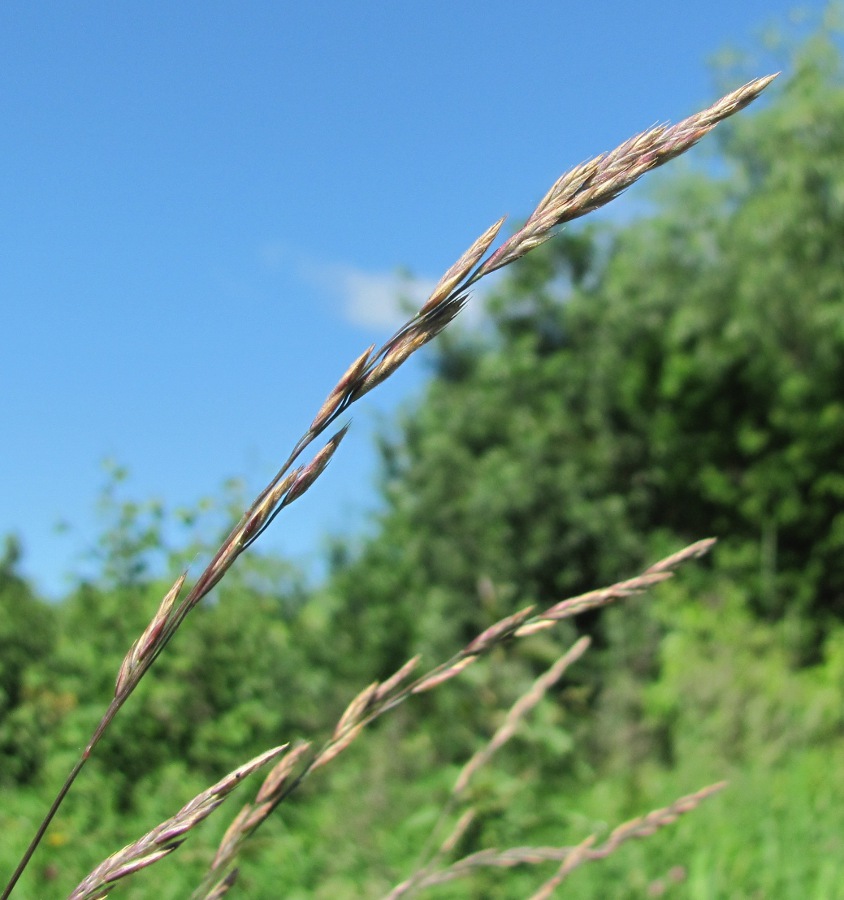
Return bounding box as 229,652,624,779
196,542,716,898
528,782,728,899
68,746,288,900
2,75,774,900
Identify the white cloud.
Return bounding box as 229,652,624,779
260,240,493,332
311,263,437,330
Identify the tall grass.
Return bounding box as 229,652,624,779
2,74,776,899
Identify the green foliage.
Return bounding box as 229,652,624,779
310,18,844,895
323,25,844,714
0,536,56,785
645,575,844,768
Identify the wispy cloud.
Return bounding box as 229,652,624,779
260,241,493,331
307,262,437,330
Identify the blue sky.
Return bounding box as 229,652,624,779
0,2,820,597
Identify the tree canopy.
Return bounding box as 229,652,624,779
324,32,844,689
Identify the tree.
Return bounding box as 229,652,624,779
324,28,844,704
0,536,56,784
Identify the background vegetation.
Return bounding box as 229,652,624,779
2,22,844,899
